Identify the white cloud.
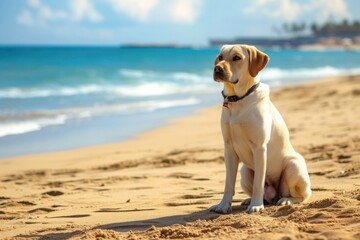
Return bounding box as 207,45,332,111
168,0,202,24
40,5,68,20
108,0,158,21
28,0,41,7
302,0,349,22
243,0,301,21
17,0,103,26
243,0,350,22
17,0,203,27
17,0,68,26
17,10,35,25
70,0,103,23
107,0,202,24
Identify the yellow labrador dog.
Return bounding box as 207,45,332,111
210,44,311,214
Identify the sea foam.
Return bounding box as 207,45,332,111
1,66,359,99
0,98,199,138
0,82,216,99
0,115,67,138
262,66,360,82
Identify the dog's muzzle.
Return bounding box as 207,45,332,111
213,66,225,82
213,66,238,84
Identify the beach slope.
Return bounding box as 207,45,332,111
1,75,360,239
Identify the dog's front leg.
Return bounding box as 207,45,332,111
210,144,239,213
247,145,267,213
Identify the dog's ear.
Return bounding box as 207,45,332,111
246,46,269,77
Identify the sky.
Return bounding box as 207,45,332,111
0,0,359,46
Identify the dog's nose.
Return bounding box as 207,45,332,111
214,65,224,73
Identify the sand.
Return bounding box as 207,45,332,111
1,75,360,240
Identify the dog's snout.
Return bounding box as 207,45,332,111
214,65,224,73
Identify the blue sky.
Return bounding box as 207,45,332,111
0,0,359,46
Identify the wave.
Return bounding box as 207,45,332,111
0,81,217,99
1,66,359,99
171,72,210,83
0,98,199,138
0,115,67,138
111,82,217,97
64,98,200,115
119,68,150,78
0,68,214,99
118,68,210,83
0,85,104,99
261,66,360,82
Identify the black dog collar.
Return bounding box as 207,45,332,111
222,83,260,102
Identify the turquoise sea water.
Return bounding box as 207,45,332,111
0,47,359,157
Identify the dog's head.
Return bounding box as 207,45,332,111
213,45,269,84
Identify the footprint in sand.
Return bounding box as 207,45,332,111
0,196,11,200
28,208,56,214
307,212,333,224
337,208,359,218
0,214,19,220
17,201,36,206
95,208,156,213
192,178,210,181
52,169,81,176
51,204,67,208
42,190,64,197
311,187,333,192
271,205,296,217
352,89,360,96
181,194,213,199
128,186,154,190
1,175,23,182
165,200,209,207
50,214,91,218
1,200,37,207
168,172,194,179
305,198,344,209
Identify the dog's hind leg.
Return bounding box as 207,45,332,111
240,165,254,205
277,154,311,206
240,164,254,196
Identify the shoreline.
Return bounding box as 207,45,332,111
0,74,337,163
2,72,359,160
1,74,360,239
0,102,214,158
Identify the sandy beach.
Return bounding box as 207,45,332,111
1,75,360,239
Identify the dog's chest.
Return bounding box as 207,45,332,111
222,108,255,167
230,123,254,167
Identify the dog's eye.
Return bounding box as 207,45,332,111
233,56,241,61
218,55,223,61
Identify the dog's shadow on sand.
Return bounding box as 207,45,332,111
17,205,249,239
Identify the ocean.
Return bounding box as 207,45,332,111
0,47,359,158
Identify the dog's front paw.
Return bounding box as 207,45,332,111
246,204,264,213
210,200,232,214
210,193,233,214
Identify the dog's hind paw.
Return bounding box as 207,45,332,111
277,197,301,206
